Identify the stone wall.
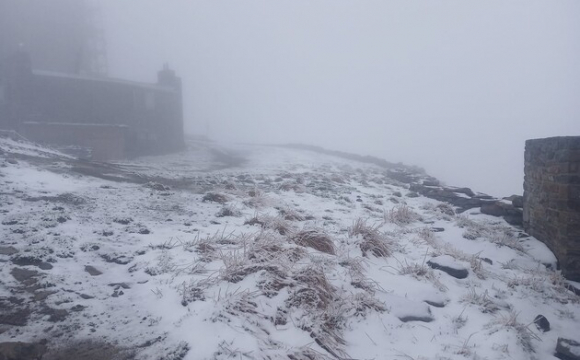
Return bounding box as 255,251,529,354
523,136,580,281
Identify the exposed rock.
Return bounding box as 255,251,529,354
424,300,446,308
430,227,445,232
10,268,40,283
422,180,440,187
0,308,31,326
11,256,53,270
0,246,18,256
448,187,475,197
409,183,494,212
534,314,550,332
0,341,46,360
480,201,523,226
101,254,133,265
481,203,505,216
398,315,434,322
41,307,68,322
427,255,469,279
406,192,419,198
512,195,524,208
481,258,493,265
84,265,102,276
556,338,580,360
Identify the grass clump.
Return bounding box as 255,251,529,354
349,219,392,258
291,229,336,255
385,204,420,225
202,192,229,204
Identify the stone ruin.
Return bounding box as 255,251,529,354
524,136,580,281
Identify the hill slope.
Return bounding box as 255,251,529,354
0,136,578,360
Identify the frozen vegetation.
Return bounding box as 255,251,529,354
0,135,578,360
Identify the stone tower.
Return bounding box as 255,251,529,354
523,136,580,280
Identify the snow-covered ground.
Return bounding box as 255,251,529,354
0,136,578,360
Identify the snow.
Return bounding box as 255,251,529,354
1,136,579,360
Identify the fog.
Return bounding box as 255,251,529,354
101,1,579,197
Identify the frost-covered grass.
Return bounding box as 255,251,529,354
0,137,577,360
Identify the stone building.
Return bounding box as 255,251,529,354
0,52,184,160
523,136,580,281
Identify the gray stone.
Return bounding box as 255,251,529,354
427,255,469,279
398,315,434,322
512,195,524,208
556,338,580,360
10,268,39,283
534,314,550,332
84,265,102,276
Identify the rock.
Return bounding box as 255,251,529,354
481,258,493,265
10,268,40,283
427,255,469,279
481,202,506,216
409,183,494,212
398,315,434,322
101,254,133,265
448,187,475,197
406,192,419,198
424,300,446,308
430,227,445,232
11,256,53,270
41,307,69,322
0,308,32,326
422,180,440,186
0,246,18,256
556,338,580,360
512,195,524,208
533,314,550,332
0,341,47,360
503,214,523,226
84,265,102,276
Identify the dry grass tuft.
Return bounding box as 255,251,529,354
288,267,336,310
202,192,229,204
215,205,241,217
245,215,292,235
291,230,336,255
385,204,420,225
349,219,392,258
488,311,540,354
279,207,306,221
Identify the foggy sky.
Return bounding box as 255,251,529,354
101,1,580,196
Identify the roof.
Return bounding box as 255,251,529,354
32,70,177,93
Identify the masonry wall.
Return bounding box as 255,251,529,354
21,122,127,161
1,52,184,159
523,136,580,281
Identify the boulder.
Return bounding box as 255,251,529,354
481,202,506,216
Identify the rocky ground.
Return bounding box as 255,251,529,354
0,134,579,360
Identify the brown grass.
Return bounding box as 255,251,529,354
349,219,391,258
290,230,336,255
